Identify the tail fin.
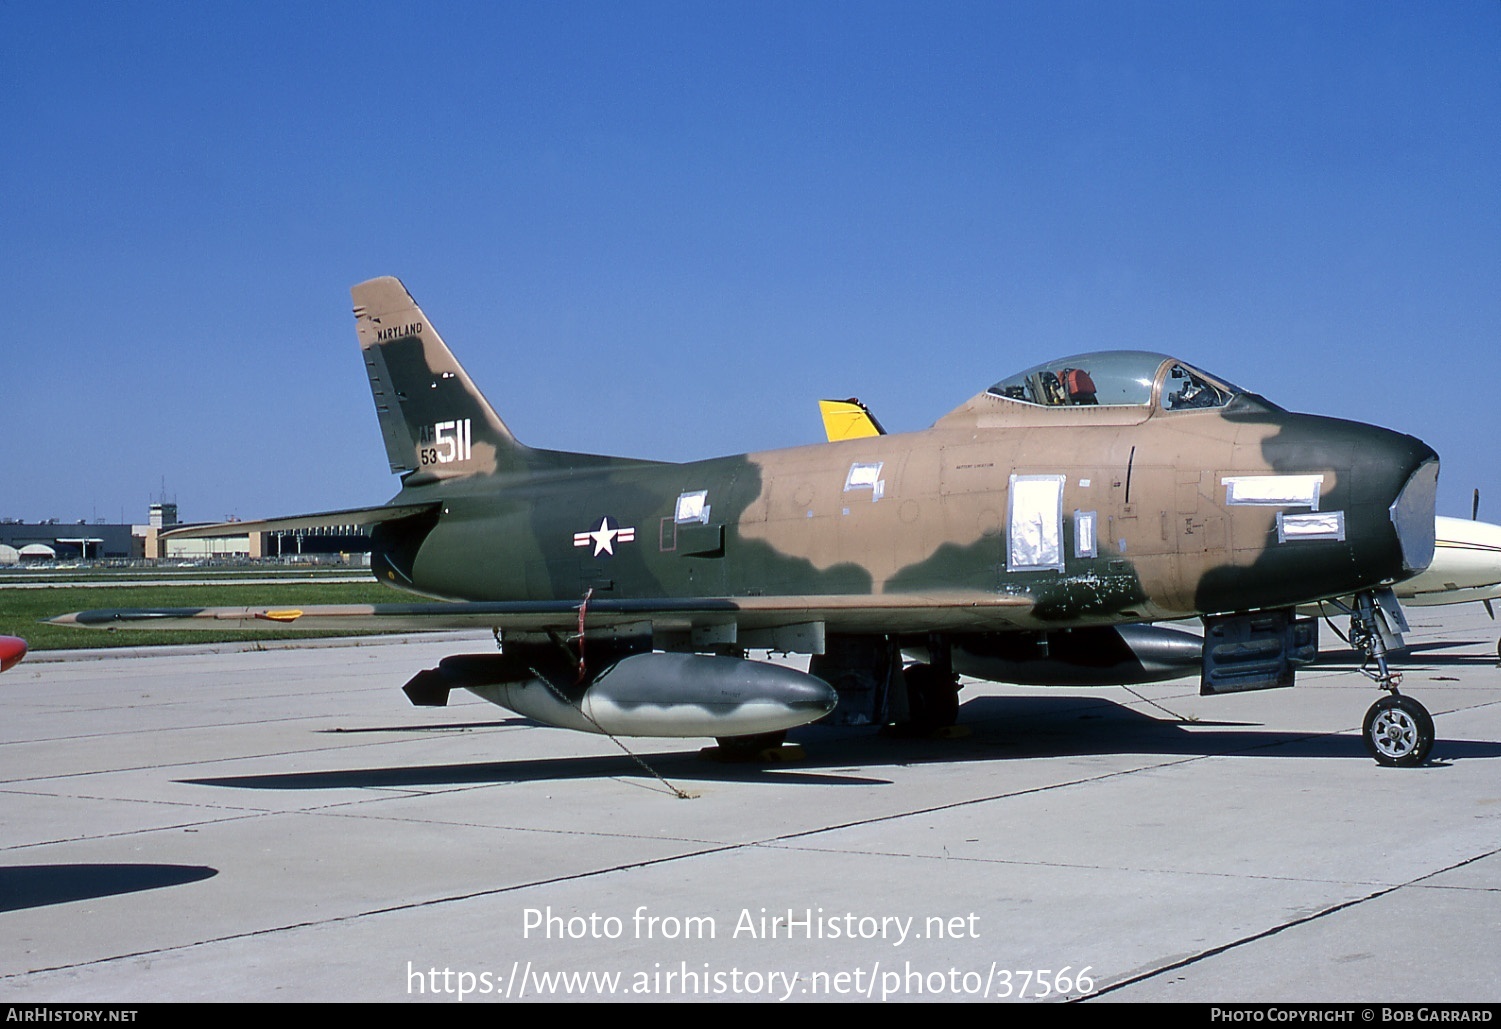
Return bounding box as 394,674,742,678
352,276,528,481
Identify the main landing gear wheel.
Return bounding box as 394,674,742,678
901,663,960,735
1363,694,1435,768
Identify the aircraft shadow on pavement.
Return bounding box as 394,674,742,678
0,863,217,913
182,754,887,790
1318,641,1501,668
177,694,1501,792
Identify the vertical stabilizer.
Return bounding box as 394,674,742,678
352,276,526,481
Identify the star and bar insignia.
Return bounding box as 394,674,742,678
573,516,636,557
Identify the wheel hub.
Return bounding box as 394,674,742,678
1371,708,1418,758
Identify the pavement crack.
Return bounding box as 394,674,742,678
1085,842,1501,1000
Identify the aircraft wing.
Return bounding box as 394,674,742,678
52,593,1036,639
159,503,440,539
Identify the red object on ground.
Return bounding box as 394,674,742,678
0,636,26,673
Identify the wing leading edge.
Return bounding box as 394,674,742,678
52,592,1035,640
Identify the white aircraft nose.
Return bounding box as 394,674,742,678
1399,515,1501,607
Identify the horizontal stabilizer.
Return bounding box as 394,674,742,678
159,503,441,540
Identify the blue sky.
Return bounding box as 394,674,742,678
4,1,1497,525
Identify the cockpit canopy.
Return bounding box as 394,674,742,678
987,351,1246,412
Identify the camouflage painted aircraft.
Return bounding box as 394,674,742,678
56,277,1442,765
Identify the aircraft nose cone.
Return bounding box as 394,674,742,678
1344,427,1438,581
1389,457,1439,574
1246,416,1439,603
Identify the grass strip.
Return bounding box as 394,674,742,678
2,580,409,651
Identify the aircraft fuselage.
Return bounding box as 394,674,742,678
377,393,1437,639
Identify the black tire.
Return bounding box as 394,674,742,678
1363,695,1435,767
902,663,960,733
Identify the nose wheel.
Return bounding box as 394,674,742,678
1349,591,1435,767
1363,694,1434,767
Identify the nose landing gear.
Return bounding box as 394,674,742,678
1349,591,1435,767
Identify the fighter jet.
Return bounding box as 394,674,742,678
55,277,1440,765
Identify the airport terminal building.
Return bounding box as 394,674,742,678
0,503,369,564
0,520,137,562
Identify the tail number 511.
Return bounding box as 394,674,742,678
420,419,473,465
